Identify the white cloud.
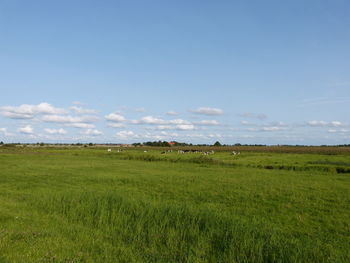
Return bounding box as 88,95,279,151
330,121,343,127
131,117,220,131
193,120,220,126
80,129,103,136
132,116,191,126
44,128,67,135
307,120,344,127
34,103,67,115
0,103,67,119
191,107,224,116
154,124,195,131
41,114,98,129
176,124,195,130
166,111,179,116
42,115,98,124
168,119,191,125
307,120,328,127
115,130,138,139
70,106,98,114
328,128,348,133
65,123,95,129
137,116,167,125
105,113,126,122
18,125,33,134
1,111,33,119
155,125,173,130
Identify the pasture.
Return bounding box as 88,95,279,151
0,145,349,262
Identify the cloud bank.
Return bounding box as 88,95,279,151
0,102,348,145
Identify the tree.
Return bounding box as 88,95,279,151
213,141,221,146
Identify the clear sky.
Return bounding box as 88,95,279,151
0,0,349,145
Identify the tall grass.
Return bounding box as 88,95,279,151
120,153,226,166
31,191,341,263
110,151,350,173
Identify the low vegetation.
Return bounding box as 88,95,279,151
0,146,349,262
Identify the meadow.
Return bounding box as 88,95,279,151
0,145,349,262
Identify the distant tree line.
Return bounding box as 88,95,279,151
132,141,265,147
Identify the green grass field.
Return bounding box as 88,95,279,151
0,146,349,262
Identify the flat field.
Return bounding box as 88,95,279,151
0,146,349,262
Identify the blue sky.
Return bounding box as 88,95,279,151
0,0,349,145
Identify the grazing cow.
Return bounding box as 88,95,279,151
107,148,112,152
